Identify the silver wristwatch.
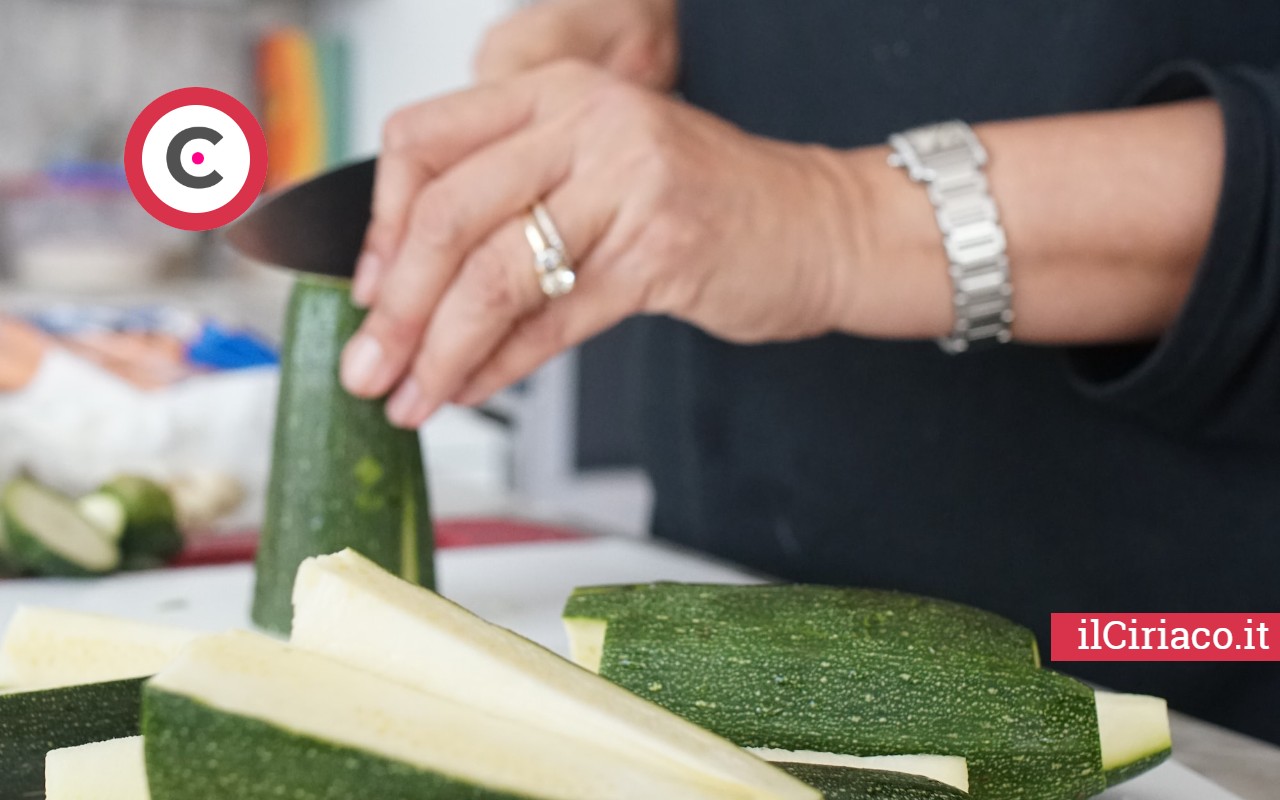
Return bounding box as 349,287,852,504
888,121,1013,354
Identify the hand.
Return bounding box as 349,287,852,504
474,0,679,90
340,61,864,428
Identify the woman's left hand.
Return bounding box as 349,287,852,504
340,60,865,428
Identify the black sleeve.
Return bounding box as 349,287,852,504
1066,62,1280,446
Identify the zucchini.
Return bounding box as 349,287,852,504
1,477,119,576
0,678,145,798
0,607,198,690
563,583,1039,673
252,276,434,634
46,736,151,800
776,764,970,800
79,476,183,567
1096,691,1172,783
751,751,968,793
590,621,1105,799
289,549,817,800
143,630,793,800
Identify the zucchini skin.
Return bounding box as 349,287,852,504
596,621,1104,800
775,764,969,800
252,277,435,634
0,678,145,799
142,688,530,800
565,583,1039,668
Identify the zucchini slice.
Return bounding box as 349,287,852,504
143,631,791,800
46,736,151,800
80,476,183,566
2,477,119,576
1096,691,1172,783
775,764,971,800
751,750,968,793
290,549,818,800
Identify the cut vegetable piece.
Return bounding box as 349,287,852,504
144,630,781,800
290,549,817,800
77,491,127,543
47,736,151,800
563,583,1040,671
0,678,145,798
775,764,971,800
84,475,183,564
252,276,434,634
2,477,119,576
0,607,199,690
589,619,1104,800
750,750,968,793
1096,691,1172,783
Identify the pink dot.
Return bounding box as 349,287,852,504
192,152,205,165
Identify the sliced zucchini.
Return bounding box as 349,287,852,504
2,477,119,576
82,475,183,565
46,736,151,800
751,750,968,793
775,763,971,800
1096,691,1172,782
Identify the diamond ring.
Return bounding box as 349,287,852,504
523,203,576,299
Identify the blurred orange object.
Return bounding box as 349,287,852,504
0,318,48,392
259,28,327,190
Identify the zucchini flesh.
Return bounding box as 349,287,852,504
143,631,778,800
46,736,151,800
0,678,145,798
289,549,817,800
589,619,1104,800
775,764,971,800
563,583,1040,673
252,276,434,634
85,476,183,565
0,607,198,690
1096,691,1171,780
750,750,968,793
1,478,118,576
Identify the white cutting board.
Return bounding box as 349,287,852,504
0,537,1242,800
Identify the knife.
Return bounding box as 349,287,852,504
222,158,376,278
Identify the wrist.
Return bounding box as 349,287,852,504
819,145,954,340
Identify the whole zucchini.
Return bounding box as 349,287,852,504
252,276,434,634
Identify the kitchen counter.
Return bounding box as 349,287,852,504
1,533,1275,798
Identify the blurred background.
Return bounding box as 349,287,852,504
0,0,652,540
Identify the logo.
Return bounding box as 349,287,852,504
125,87,268,231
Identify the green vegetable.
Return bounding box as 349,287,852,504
750,751,967,793
142,630,802,800
1096,691,1172,783
776,764,971,800
289,549,818,800
0,678,145,798
1,477,119,576
79,475,182,567
46,736,152,800
562,583,1039,673
252,276,435,634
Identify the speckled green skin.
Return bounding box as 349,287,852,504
775,764,970,800
142,687,533,800
1103,750,1171,787
595,620,1103,800
252,277,435,634
0,678,145,799
564,584,1039,668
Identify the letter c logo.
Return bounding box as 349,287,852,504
167,126,224,190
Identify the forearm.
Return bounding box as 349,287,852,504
829,99,1225,345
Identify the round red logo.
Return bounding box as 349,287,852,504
125,87,269,231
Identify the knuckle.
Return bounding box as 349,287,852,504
381,108,415,151
409,192,466,253
366,304,423,350
466,245,523,314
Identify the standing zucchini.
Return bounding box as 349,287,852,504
252,276,434,634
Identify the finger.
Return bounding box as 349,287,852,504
385,178,614,427
342,118,574,399
453,277,633,411
356,62,602,307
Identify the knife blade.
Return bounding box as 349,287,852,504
222,158,376,279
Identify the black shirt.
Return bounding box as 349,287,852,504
640,0,1280,743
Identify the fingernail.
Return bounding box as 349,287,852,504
341,334,383,393
351,252,382,308
386,378,428,428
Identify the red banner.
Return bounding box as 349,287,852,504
1051,613,1280,662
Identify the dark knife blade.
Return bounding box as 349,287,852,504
222,158,376,279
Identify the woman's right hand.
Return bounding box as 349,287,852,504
473,0,679,90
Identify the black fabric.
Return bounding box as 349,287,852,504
639,0,1280,743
